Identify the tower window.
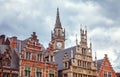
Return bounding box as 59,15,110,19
58,30,61,36
82,48,86,54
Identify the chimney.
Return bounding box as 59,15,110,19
9,36,17,49
0,35,5,44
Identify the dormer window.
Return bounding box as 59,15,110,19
64,62,68,68
5,58,9,66
63,52,69,68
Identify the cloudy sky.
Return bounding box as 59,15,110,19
0,0,120,72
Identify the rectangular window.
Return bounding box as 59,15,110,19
26,52,31,60
12,74,18,77
104,71,107,77
49,70,54,77
36,72,42,77
64,74,67,77
64,62,68,68
51,56,53,62
78,60,81,66
49,74,54,77
82,48,86,54
24,66,30,77
73,73,77,77
108,72,111,77
3,73,10,77
36,68,42,77
37,54,42,61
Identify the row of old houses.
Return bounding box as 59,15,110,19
0,8,119,77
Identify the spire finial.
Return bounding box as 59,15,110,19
57,8,59,16
55,8,62,28
95,51,97,67
76,34,78,45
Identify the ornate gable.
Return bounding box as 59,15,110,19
102,54,112,68
26,32,41,48
2,49,11,66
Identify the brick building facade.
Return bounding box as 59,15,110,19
97,54,116,77
0,33,58,77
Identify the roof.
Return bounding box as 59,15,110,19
55,46,76,70
97,59,103,71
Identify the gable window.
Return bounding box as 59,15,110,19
26,52,31,60
108,72,111,77
24,66,30,77
37,54,42,61
36,68,42,77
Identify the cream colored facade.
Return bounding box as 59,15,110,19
60,28,98,77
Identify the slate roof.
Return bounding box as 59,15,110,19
97,59,103,71
0,45,19,69
55,46,76,70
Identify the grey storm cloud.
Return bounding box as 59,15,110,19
0,0,120,71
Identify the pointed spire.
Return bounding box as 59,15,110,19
95,51,97,67
90,38,92,49
71,49,74,59
55,8,62,29
76,34,78,45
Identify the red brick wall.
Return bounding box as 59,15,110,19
99,54,116,77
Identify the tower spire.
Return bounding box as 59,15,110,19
55,8,62,29
95,51,97,68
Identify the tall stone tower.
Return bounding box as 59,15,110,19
51,8,65,52
80,27,87,48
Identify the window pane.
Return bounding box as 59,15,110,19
37,54,42,61
26,52,31,60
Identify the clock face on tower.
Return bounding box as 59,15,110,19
56,42,62,48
